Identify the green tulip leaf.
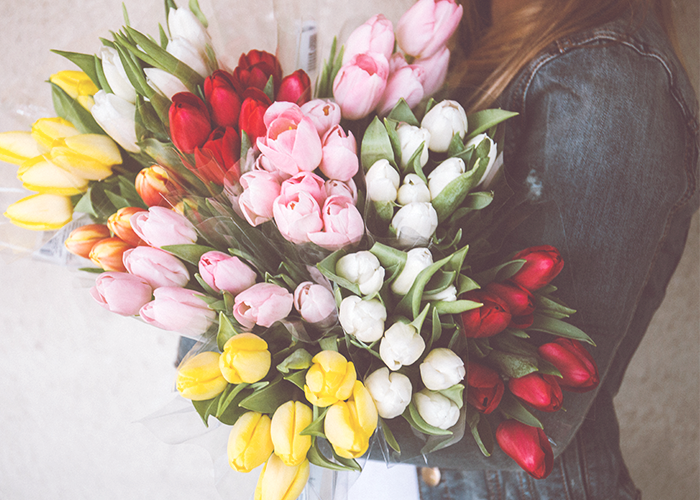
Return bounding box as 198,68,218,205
396,252,453,318
534,294,577,317
504,328,530,339
217,313,241,351
387,98,420,127
283,370,308,390
370,242,407,270
468,338,493,358
403,401,452,436
447,132,466,156
379,418,401,453
161,244,216,265
406,142,428,183
473,259,526,286
240,377,299,414
189,0,209,27
104,190,132,210
527,314,596,345
93,55,114,94
50,83,104,135
194,273,218,296
361,117,397,171
428,307,442,350
464,109,518,141
433,300,482,315
300,407,329,438
431,170,481,223
424,270,455,295
216,388,254,426
78,267,106,274
276,349,313,374
492,335,539,357
263,75,275,102
192,394,220,426
116,175,148,208
422,97,437,117
537,359,563,378
319,336,340,352
307,439,360,472
457,274,480,295
316,249,363,296
216,383,249,418
499,392,543,429
74,190,98,217
438,384,465,410
330,448,362,472
466,406,494,457
486,349,539,379
463,191,495,210
383,118,403,165
51,50,102,89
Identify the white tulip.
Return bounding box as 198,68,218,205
391,247,433,295
168,7,210,56
144,68,189,100
167,37,210,78
397,173,431,205
420,100,468,153
466,134,499,188
379,321,425,371
339,296,386,342
365,367,412,419
396,123,430,169
99,47,137,104
419,348,465,391
365,159,400,202
428,157,466,199
336,251,385,296
391,202,438,248
91,90,140,153
413,389,460,430
423,285,457,302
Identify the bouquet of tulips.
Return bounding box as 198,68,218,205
0,0,603,496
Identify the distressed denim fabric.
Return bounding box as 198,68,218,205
416,10,699,500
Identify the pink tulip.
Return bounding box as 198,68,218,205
342,14,395,64
90,272,153,316
279,171,327,208
262,101,301,128
233,282,293,329
412,46,450,96
256,104,323,176
375,63,425,116
319,125,359,181
238,170,282,226
294,281,337,325
308,195,365,251
139,286,216,338
333,53,389,121
325,179,357,205
396,0,463,59
273,190,323,244
300,99,341,137
130,206,198,249
198,251,257,294
123,246,190,289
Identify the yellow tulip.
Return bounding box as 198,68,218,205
17,156,89,195
50,71,99,110
3,193,73,231
270,401,313,467
176,351,229,401
227,411,274,473
303,350,356,407
254,455,310,500
219,333,271,384
0,131,42,165
50,134,122,181
31,117,80,152
323,381,378,459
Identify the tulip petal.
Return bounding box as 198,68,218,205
31,117,80,151
18,156,89,195
62,134,122,165
4,193,73,231
0,131,42,165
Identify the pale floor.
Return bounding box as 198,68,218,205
0,1,698,499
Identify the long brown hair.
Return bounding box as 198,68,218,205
452,0,681,112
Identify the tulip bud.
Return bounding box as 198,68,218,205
413,389,460,430
428,157,465,199
233,283,294,330
204,70,242,129
198,251,257,295
219,333,271,384
293,282,337,325
396,123,430,169
333,53,389,121
538,338,599,393
496,420,554,479
255,455,310,500
324,381,378,459
460,289,512,338
391,202,438,248
308,195,365,251
31,117,79,152
49,134,122,181
89,237,133,272
300,99,341,137
466,133,498,187
277,70,312,105
318,125,358,182
397,174,431,205
273,191,323,245
375,63,426,117
365,367,412,419
420,348,465,391
167,37,210,78
365,159,400,203
176,351,229,401
379,321,425,371
342,14,395,64
420,100,468,153
169,92,212,154
91,90,140,153
168,7,211,57
135,165,171,207
144,68,189,100
466,362,504,414
90,272,153,316
3,193,73,231
270,401,313,466
338,296,386,342
335,251,385,296
508,373,563,412
279,171,326,208
238,170,281,226
233,50,283,93
64,224,111,259
485,280,534,328
391,247,433,295
239,88,272,144
325,179,357,205
303,350,356,407
412,46,450,97
0,130,41,165
228,411,274,473
130,206,198,248
396,0,463,59
107,207,146,247
509,245,564,291
99,46,137,103
49,70,99,110
123,246,190,289
139,286,215,337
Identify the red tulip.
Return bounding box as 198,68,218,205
194,127,241,185
466,362,504,414
485,280,535,328
204,70,242,129
232,50,283,93
277,69,312,105
496,420,553,479
460,289,512,338
538,338,599,393
239,88,271,144
509,245,564,291
508,373,563,412
169,92,212,154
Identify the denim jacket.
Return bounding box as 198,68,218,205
411,10,698,500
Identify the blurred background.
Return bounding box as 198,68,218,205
0,0,697,499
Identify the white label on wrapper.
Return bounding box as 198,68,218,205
297,20,318,75
33,217,90,266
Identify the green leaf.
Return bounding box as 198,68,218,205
505,328,530,339
284,370,307,390
189,0,209,27
438,384,465,409
396,251,453,318
51,50,101,89
104,191,131,210
361,117,396,171
263,75,275,102
78,267,105,274
161,244,216,266
457,274,480,295
528,315,595,345
384,118,402,166
486,349,539,379
216,383,249,418
447,132,466,156
405,142,428,183
534,294,577,317
468,338,492,358
431,170,481,223
428,307,442,350
492,335,539,357
240,378,299,414
464,109,518,141
386,98,420,127
276,349,313,374
74,190,98,217
50,83,104,134
94,55,114,94
159,24,169,49
307,439,360,472
300,407,329,438
403,400,452,436
538,359,563,378
192,394,221,426
433,300,482,315
466,406,494,457
217,313,240,351
379,418,401,453
499,392,543,428
473,259,526,286
316,249,362,296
